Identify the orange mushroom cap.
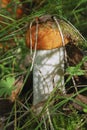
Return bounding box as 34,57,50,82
26,20,69,50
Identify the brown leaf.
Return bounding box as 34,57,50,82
9,76,24,102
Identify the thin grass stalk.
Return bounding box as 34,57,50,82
30,19,38,72
14,100,17,130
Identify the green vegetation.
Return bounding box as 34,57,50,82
0,0,87,130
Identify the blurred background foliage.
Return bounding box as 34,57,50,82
18,0,87,37
59,0,87,37
0,0,87,39
0,1,87,129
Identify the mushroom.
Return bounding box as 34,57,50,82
26,15,69,111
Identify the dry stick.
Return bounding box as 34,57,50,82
53,16,66,61
66,20,86,42
5,110,30,129
71,76,78,93
53,17,65,46
30,19,38,72
42,115,48,130
14,100,17,130
23,91,33,105
53,16,67,94
29,21,33,55
72,84,87,88
11,24,28,35
34,0,46,10
46,107,55,130
17,100,29,111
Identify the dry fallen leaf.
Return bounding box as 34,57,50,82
9,76,24,102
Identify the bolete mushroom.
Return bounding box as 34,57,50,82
26,15,69,110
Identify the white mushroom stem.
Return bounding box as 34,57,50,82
33,47,65,106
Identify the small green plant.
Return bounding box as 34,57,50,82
66,56,87,76
83,107,87,113
0,76,15,97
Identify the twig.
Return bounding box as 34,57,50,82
71,76,78,93
5,110,30,128
66,20,86,42
46,108,54,130
17,100,29,111
30,19,38,71
53,16,67,94
42,115,48,130
29,21,33,55
14,100,17,130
